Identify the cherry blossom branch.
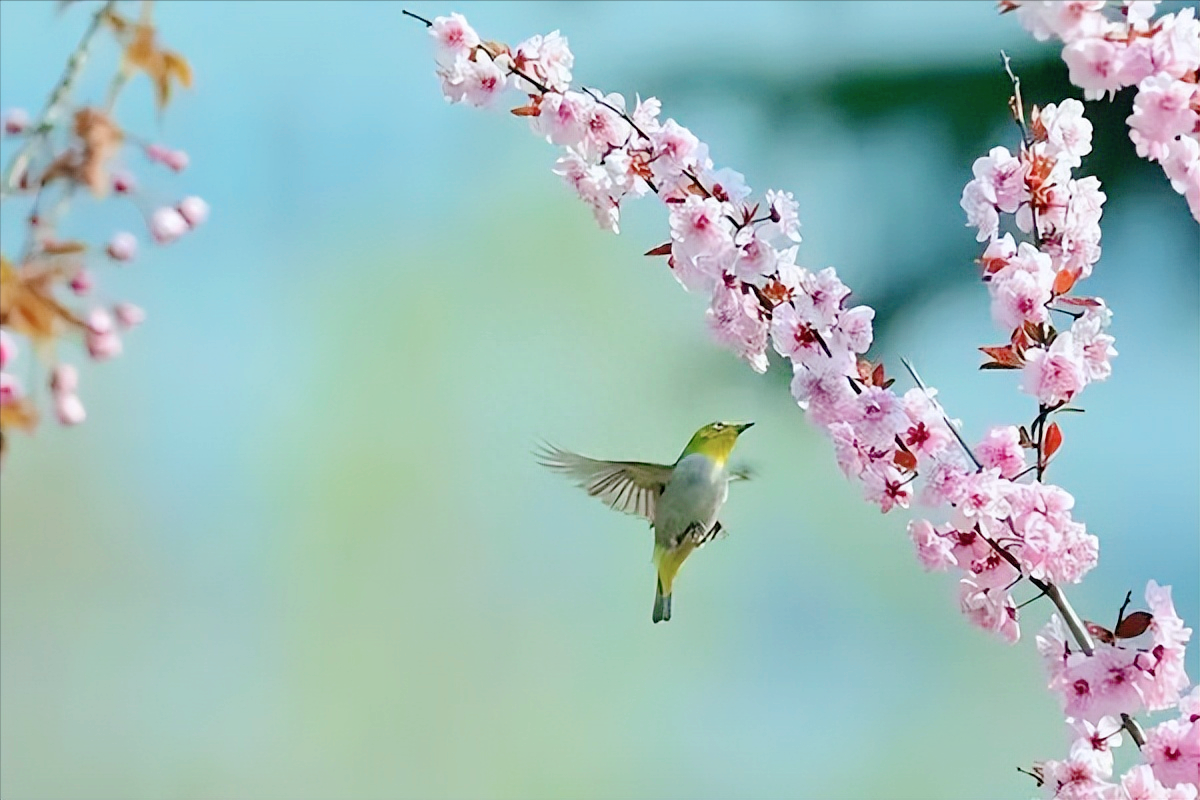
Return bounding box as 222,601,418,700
0,0,118,200
409,11,1196,794
0,1,208,465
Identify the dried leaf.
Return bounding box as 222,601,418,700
1086,622,1116,646
644,242,672,257
121,22,193,111
41,240,87,256
1115,611,1153,640
0,256,86,342
1058,296,1102,308
1018,425,1034,449
980,344,1024,368
871,363,886,387
510,104,540,117
894,449,918,472
1044,422,1063,458
0,398,39,434
1053,268,1078,296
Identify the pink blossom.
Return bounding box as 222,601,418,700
3,107,29,135
908,519,958,571
1021,331,1088,405
707,275,769,373
112,170,136,194
957,468,1012,522
1120,763,1198,800
732,230,779,282
794,267,850,330
976,425,1027,478
534,91,592,147
69,268,92,295
958,579,1020,643
113,303,146,329
512,31,574,93
829,422,867,479
50,363,78,395
1151,8,1200,80
919,457,971,507
54,393,86,426
861,463,911,513
1040,98,1094,167
461,54,508,108
670,195,733,259
177,196,209,228
961,178,1000,242
1128,75,1199,162
790,361,858,426
981,231,1018,274
106,231,138,262
770,301,828,365
1063,36,1129,100
0,330,14,369
851,385,910,450
86,329,122,361
763,189,802,244
149,207,189,244
430,13,480,64
830,305,875,355
1013,1,1109,43
976,145,1027,212
0,372,22,406
649,119,701,188
1161,136,1200,221
1144,717,1200,791
990,263,1053,331
1071,309,1118,381
145,143,188,172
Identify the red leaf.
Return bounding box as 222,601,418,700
980,345,1024,368
1115,611,1153,640
1086,622,1116,645
1053,268,1079,296
1044,422,1063,458
894,449,918,472
871,363,886,387
1058,296,1102,307
510,104,541,117
644,242,672,257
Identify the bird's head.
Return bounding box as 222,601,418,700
680,421,754,464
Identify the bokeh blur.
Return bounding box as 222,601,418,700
1,2,1196,798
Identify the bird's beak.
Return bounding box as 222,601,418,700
734,422,755,434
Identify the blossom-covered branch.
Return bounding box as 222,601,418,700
410,11,1197,795
1003,0,1200,222
0,0,208,466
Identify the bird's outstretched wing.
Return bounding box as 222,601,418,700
535,443,673,522
729,463,755,482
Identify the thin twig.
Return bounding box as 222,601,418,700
0,0,118,200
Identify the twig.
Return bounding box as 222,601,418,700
0,0,118,200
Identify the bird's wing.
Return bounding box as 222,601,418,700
728,463,755,482
535,443,673,522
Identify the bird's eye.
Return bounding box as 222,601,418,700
713,422,724,430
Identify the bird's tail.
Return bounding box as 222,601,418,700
652,542,691,623
653,577,672,623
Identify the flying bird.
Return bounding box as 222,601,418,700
536,421,754,623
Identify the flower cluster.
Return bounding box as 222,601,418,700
0,1,206,465
1033,584,1197,798
417,11,1194,794
1002,1,1200,221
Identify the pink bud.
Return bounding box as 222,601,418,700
69,268,93,295
87,307,114,335
86,329,122,361
163,149,189,172
176,196,209,228
106,231,138,261
145,143,170,163
112,170,137,194
0,330,15,369
50,363,79,395
0,372,22,405
149,207,188,244
54,393,86,426
113,303,145,329
3,107,29,136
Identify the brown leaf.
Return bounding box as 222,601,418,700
0,397,39,434
1052,268,1078,296
41,240,87,256
121,22,193,111
1115,611,1153,640
893,449,918,472
0,256,86,342
1044,422,1063,458
1086,622,1116,646
1018,425,1034,449
510,104,541,117
980,345,1024,368
644,242,672,257
871,363,886,387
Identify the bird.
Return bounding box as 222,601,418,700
535,421,754,623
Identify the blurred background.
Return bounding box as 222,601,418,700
1,2,1196,798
